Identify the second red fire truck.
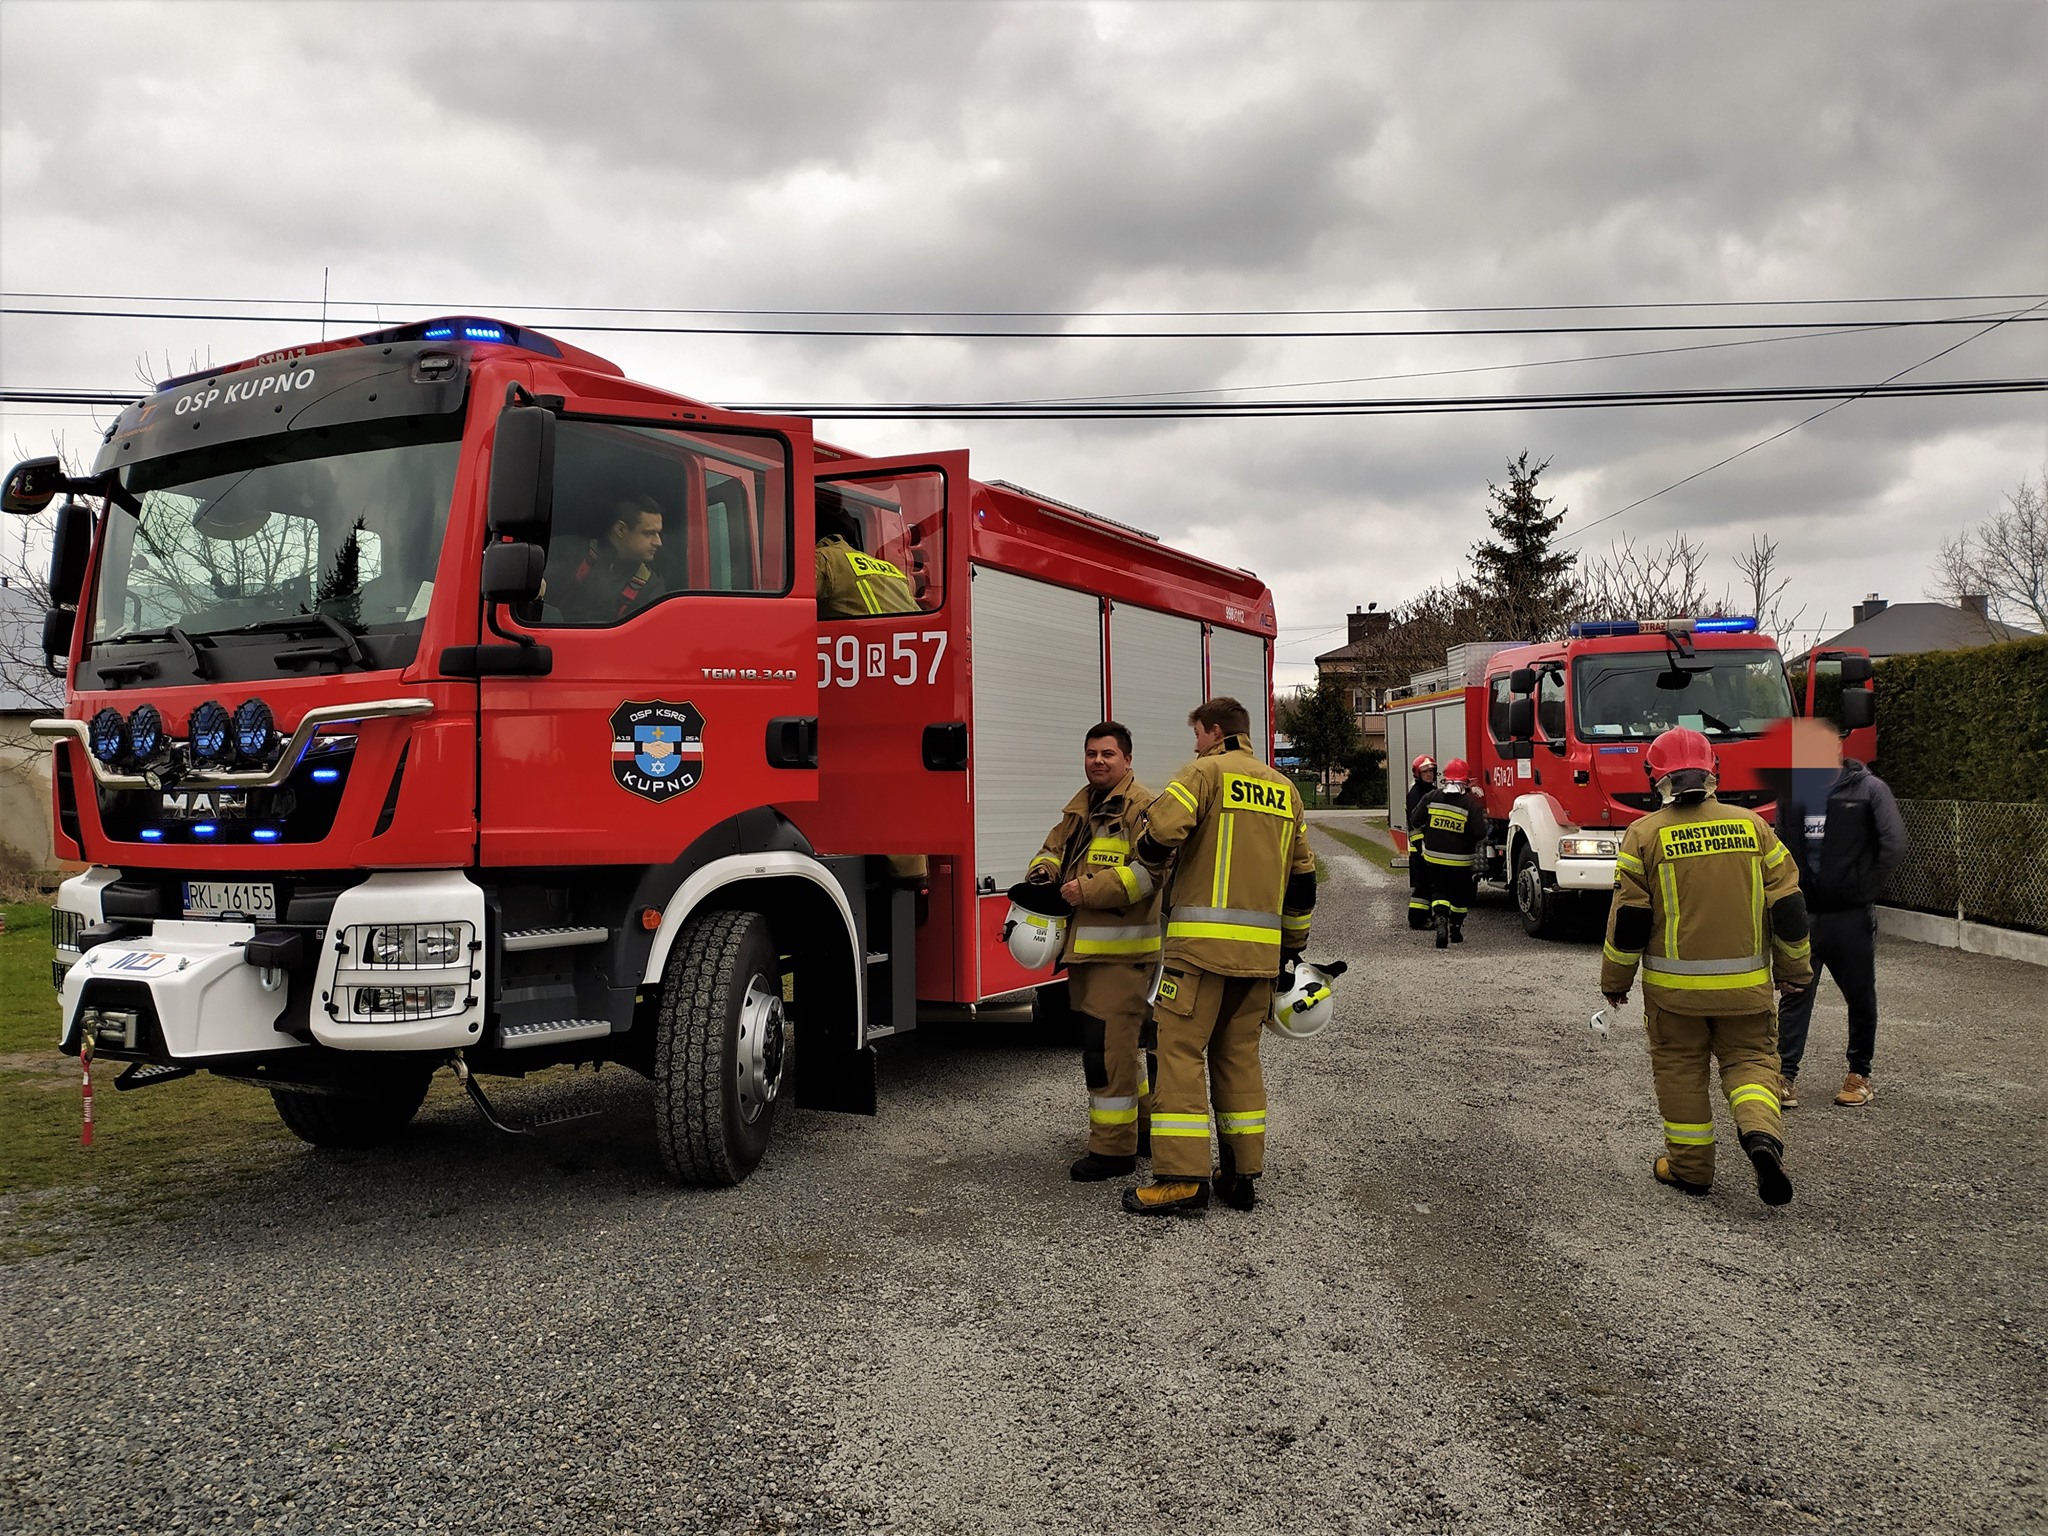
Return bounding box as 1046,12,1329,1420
7,315,1276,1185
1386,622,1874,937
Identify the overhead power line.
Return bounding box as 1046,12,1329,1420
5,289,2043,319
5,303,2046,342
6,378,2039,419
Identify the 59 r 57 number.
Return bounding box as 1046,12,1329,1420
818,630,948,689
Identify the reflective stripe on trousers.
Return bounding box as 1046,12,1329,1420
1643,953,1769,990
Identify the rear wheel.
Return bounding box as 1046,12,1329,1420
653,909,787,1186
272,1067,433,1149
1514,843,1569,941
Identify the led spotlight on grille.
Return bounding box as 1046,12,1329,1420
187,700,232,765
232,697,277,766
126,703,165,764
88,708,126,764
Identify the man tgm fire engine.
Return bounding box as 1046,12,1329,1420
1385,620,1874,938
6,315,1276,1184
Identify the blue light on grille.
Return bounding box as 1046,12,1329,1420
191,823,217,838
311,767,341,783
423,325,453,339
463,325,505,341
251,828,282,842
139,827,164,841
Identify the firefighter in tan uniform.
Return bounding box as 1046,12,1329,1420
1121,697,1318,1216
1601,728,1813,1207
1026,722,1164,1181
816,534,919,618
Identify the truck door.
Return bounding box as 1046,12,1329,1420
799,452,972,1000
1797,647,1877,764
477,406,818,867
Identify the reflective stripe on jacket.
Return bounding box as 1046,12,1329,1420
1417,790,1483,867
816,536,919,618
1030,772,1163,964
1138,736,1316,977
1600,796,1814,1016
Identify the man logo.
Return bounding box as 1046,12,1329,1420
610,701,705,802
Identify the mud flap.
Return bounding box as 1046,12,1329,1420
795,1038,876,1116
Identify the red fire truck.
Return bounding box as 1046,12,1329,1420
5,316,1275,1183
1385,620,1874,938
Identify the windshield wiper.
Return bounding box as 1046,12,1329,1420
96,624,212,679
227,611,372,671
1696,709,1738,733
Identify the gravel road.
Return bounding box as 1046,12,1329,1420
3,823,2041,1535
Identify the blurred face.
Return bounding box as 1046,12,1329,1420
1084,734,1130,787
1192,720,1226,754
611,508,664,565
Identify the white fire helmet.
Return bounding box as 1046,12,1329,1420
1002,882,1072,971
1268,959,1348,1040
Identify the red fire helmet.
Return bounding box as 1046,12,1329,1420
1441,757,1470,785
1645,727,1717,779
1411,754,1436,774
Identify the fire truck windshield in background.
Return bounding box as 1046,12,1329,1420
94,415,462,652
534,418,791,626
1572,648,1793,740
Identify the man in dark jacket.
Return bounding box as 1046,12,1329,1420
1774,757,1908,1108
1404,755,1437,929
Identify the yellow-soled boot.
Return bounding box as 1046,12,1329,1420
1121,1178,1209,1217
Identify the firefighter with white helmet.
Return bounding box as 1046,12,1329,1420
1119,697,1318,1216
1417,757,1482,949
1404,754,1438,929
1025,721,1164,1181
1601,727,1814,1206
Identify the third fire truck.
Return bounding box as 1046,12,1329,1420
1385,619,1874,938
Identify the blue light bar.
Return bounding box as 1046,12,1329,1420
311,767,341,783
251,828,282,842
139,827,164,842
1695,615,1760,633
1568,620,1642,638
463,324,505,341
191,823,217,838
423,325,453,339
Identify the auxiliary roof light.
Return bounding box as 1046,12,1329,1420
187,700,232,765
232,697,277,766
88,707,126,765
126,703,165,764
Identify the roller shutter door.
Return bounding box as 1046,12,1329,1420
1107,603,1206,796
1207,628,1271,759
969,566,1105,887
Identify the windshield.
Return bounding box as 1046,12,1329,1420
94,416,462,648
1573,647,1793,740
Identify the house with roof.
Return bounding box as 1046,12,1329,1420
1313,604,1402,745
1795,592,2031,666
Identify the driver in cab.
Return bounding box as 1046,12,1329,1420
551,492,667,623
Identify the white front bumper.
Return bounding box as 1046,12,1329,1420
62,920,305,1059
1555,857,1617,892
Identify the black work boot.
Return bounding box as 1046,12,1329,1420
1741,1131,1793,1208
1450,922,1465,944
1434,911,1451,949
1070,1151,1137,1182
1121,1178,1210,1217
1214,1145,1258,1211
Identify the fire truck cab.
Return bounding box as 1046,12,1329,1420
1387,619,1874,939
6,316,1275,1184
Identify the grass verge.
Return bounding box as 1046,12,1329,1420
1316,823,1402,874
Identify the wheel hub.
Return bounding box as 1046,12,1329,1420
1517,863,1543,915
734,976,787,1125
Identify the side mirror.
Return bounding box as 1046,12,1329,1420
486,405,556,542
1508,667,1537,695
1506,698,1535,739
2,456,64,516
41,607,75,672
1838,655,1874,686
1839,688,1875,732
49,499,93,607
482,541,547,603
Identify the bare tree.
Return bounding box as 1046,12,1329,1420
1567,533,1714,623
1927,468,2048,632
1730,533,1807,643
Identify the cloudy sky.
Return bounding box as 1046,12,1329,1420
2,0,2042,685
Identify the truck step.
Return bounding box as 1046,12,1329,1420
503,925,611,953
497,1018,612,1049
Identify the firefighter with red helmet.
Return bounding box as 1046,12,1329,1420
1417,758,1482,948
1404,754,1438,929
1601,727,1813,1207
1026,721,1163,1181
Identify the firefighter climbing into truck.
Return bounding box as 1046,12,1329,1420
6,314,1282,1188
1385,621,1874,940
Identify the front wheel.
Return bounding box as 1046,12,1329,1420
653,909,788,1186
272,1066,433,1149
1514,844,1569,941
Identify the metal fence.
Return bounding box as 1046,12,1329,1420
1884,799,2048,935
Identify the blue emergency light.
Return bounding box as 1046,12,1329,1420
310,767,341,783
251,828,282,842
1567,615,1759,639
399,317,558,356
139,827,164,842
1695,616,1760,633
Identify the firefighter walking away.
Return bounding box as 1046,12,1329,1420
1026,722,1163,1181
1418,758,1482,948
1600,728,1813,1207
1121,697,1317,1216
1404,754,1438,929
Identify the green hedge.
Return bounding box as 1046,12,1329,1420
1874,635,2048,802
